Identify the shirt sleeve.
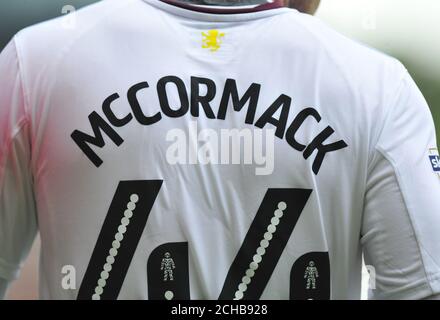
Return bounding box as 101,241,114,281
0,38,38,286
361,67,440,300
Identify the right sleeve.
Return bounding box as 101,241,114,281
361,68,440,299
0,38,38,293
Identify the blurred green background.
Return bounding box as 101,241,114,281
0,0,439,300
317,0,440,144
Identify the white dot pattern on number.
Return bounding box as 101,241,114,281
233,201,287,300
92,193,139,300
164,290,174,300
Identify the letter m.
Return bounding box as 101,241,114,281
71,111,124,167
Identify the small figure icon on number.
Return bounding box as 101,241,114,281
161,252,176,281
304,261,319,290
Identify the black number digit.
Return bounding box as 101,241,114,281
219,188,312,300
77,180,162,300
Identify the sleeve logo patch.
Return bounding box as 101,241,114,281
429,148,440,173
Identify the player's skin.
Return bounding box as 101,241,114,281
285,0,321,14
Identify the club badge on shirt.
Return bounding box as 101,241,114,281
202,29,225,52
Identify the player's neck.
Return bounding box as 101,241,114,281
159,0,285,13
169,0,270,5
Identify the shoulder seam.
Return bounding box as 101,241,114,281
15,0,137,100
11,36,30,129
0,39,29,183
372,65,409,156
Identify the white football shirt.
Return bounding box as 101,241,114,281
1,0,440,300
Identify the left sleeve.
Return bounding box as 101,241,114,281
361,67,440,300
0,37,38,293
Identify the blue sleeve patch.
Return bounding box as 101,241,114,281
430,155,440,172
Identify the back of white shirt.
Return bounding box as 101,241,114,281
1,0,439,300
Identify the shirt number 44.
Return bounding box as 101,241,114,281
77,180,330,300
